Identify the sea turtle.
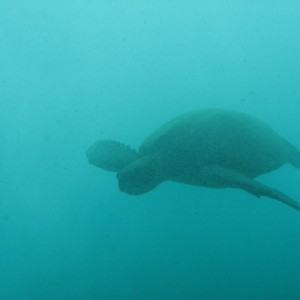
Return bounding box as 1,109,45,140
87,109,300,211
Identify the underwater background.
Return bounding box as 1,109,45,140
1,1,300,299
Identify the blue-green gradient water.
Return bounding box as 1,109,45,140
1,1,300,299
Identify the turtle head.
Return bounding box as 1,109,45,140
86,140,139,172
117,155,167,195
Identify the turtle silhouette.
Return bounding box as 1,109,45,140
87,109,300,211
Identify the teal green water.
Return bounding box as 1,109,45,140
1,1,300,299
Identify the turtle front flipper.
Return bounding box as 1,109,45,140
86,140,139,172
117,155,169,195
192,165,300,211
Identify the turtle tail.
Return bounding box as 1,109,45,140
86,139,139,172
289,144,300,169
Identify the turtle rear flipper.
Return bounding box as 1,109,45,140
193,165,300,211
86,139,139,172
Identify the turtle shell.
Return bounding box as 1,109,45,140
138,109,292,179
